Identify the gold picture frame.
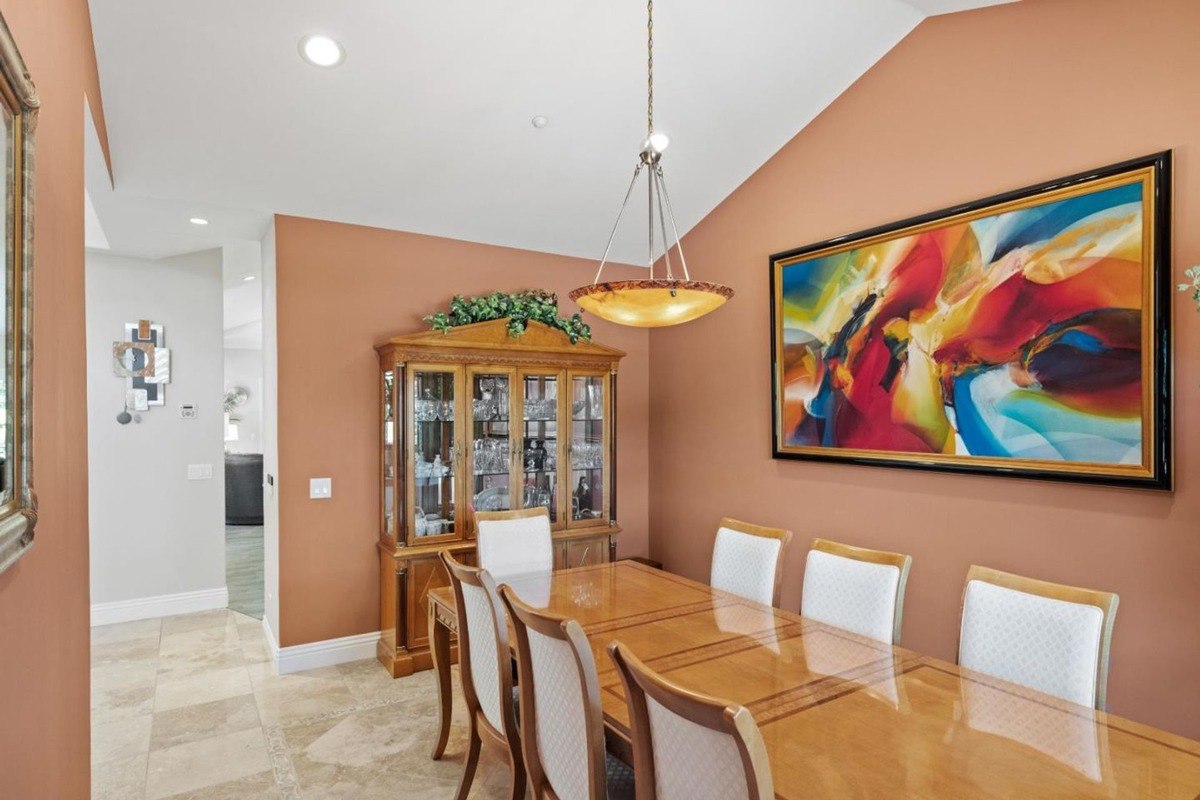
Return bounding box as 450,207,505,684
770,153,1171,490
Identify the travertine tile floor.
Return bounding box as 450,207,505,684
92,608,514,799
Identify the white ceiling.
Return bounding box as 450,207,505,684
88,0,1014,265
85,99,271,260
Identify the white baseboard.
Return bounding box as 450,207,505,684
268,626,381,675
262,614,280,658
91,587,229,627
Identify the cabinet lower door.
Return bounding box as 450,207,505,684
554,535,610,570
405,555,451,651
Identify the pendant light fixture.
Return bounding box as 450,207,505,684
569,0,733,328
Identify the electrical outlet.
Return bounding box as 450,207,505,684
309,477,332,499
187,463,213,480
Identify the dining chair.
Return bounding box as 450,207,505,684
958,565,1119,710
476,506,554,579
441,551,525,800
608,641,774,800
499,585,635,800
709,517,792,606
800,538,913,645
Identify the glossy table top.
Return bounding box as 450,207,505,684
429,561,1200,799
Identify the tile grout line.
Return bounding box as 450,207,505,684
141,617,166,800
263,693,420,799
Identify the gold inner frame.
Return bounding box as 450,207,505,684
772,166,1162,480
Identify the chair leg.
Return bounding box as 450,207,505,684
453,725,482,800
507,748,527,800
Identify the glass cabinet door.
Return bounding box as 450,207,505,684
520,372,563,527
381,368,397,540
568,373,608,527
410,367,462,541
468,369,516,520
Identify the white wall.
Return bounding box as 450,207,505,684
86,250,227,613
223,348,263,453
260,221,281,642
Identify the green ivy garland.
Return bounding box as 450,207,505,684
423,290,592,343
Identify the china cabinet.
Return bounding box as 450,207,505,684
375,318,624,677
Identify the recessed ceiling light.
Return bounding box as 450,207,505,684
299,34,345,68
189,217,209,226
531,115,549,129
243,276,256,282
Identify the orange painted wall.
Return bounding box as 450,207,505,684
274,215,650,647
0,0,108,796
648,0,1200,737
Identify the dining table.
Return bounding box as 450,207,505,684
426,560,1200,799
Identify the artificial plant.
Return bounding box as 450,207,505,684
424,290,592,343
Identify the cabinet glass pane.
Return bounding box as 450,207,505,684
522,375,558,524
413,371,456,537
471,373,511,512
571,376,604,522
382,370,396,536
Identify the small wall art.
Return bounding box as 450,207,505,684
113,319,172,416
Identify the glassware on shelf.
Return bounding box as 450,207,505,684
522,397,556,421
571,440,603,470
416,388,438,422
472,438,510,475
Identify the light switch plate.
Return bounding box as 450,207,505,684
309,477,332,499
187,464,213,480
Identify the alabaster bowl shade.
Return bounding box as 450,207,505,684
569,279,733,328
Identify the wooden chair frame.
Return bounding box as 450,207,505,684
475,505,552,525
714,517,793,607
808,538,913,645
957,565,1120,711
608,641,774,800
500,585,609,800
441,551,526,800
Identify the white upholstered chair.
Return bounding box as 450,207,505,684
608,641,774,800
709,518,792,606
800,538,913,645
957,565,1119,710
499,585,635,800
441,552,525,800
476,506,554,579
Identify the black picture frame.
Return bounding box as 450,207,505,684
769,151,1172,490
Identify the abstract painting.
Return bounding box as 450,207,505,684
770,153,1171,489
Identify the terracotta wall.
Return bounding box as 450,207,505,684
648,0,1200,737
0,0,108,796
274,215,650,647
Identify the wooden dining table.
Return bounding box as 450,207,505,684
426,560,1200,799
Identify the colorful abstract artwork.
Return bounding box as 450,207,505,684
770,154,1171,489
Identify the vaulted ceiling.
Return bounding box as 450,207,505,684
88,0,1014,262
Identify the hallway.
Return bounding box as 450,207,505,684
224,525,264,619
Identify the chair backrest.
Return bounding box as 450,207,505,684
608,641,774,800
800,538,913,645
441,551,519,739
709,517,792,606
500,585,607,800
958,565,1119,710
476,506,554,579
